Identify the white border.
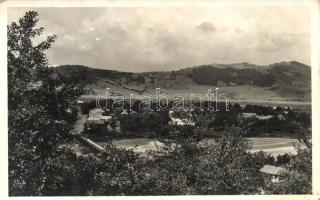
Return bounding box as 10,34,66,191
0,0,319,199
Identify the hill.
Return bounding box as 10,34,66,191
53,61,311,101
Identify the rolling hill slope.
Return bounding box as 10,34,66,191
53,61,311,101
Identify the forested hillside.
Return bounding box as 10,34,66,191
53,61,311,101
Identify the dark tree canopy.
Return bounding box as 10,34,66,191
8,11,85,195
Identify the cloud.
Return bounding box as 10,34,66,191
197,22,216,33
7,6,310,72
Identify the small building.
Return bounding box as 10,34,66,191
257,115,273,120
169,110,174,116
66,108,73,114
243,112,256,118
260,165,286,183
76,100,84,104
169,117,195,126
75,100,84,118
243,112,273,120
87,108,112,125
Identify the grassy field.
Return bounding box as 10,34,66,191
107,137,306,156
247,137,306,156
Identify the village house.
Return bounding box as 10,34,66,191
169,116,195,126
260,164,286,183
87,108,112,125
242,112,274,120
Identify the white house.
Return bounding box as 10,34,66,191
169,117,195,126
260,165,286,183
87,108,112,125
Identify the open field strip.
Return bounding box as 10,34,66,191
107,137,306,156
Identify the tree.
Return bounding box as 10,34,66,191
154,126,264,195
8,11,85,195
276,153,294,166
265,149,312,194
193,127,264,194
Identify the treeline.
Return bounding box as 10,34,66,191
188,65,275,87
199,103,311,138
81,98,311,139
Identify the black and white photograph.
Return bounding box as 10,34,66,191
1,0,320,198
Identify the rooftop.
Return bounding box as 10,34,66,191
260,165,285,176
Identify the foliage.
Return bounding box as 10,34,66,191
190,127,264,194
78,126,264,195
265,149,312,194
276,153,294,166
120,111,166,135
8,11,85,195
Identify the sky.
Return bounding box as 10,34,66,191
7,6,311,72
